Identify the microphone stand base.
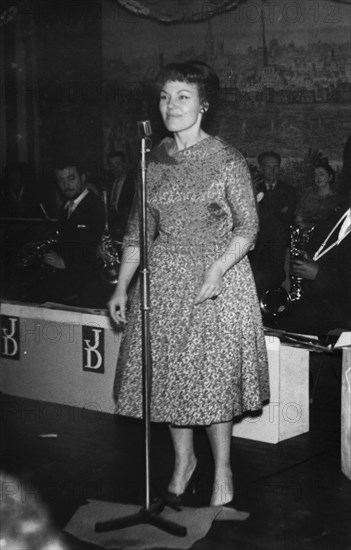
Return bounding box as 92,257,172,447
94,498,187,537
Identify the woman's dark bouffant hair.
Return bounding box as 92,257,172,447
155,60,220,110
314,157,336,183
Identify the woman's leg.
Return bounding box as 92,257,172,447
168,426,197,495
205,421,234,506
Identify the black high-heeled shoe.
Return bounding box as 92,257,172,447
163,462,202,510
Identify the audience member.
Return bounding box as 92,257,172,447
0,471,66,550
270,198,351,335
295,158,343,232
105,151,135,241
248,151,297,299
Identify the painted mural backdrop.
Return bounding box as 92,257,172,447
102,0,351,178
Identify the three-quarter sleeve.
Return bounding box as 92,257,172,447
224,153,258,245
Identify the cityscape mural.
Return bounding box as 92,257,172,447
102,0,351,172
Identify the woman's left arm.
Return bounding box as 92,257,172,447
195,154,258,304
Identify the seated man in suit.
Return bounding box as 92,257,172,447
39,160,105,306
272,200,351,335
249,151,297,299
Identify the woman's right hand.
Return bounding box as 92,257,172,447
107,288,128,326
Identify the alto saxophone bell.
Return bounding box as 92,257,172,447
260,287,290,318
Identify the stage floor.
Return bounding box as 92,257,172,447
1,353,350,550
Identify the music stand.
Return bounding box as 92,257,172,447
95,127,187,538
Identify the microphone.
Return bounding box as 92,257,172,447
137,120,152,153
137,120,152,138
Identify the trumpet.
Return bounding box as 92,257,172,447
96,187,121,284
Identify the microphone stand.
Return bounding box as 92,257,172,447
95,134,187,538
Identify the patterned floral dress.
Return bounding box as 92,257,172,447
114,136,269,426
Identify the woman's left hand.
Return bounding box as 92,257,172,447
292,258,319,280
194,263,223,305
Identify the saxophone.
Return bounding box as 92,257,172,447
96,187,121,284
260,225,308,319
288,225,308,302
260,202,349,319
16,232,60,268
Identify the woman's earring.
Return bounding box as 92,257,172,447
200,107,206,114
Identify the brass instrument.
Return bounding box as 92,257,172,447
260,286,290,318
289,225,308,302
260,225,309,319
96,187,121,284
16,232,60,268
260,202,350,319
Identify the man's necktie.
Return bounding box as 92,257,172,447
266,184,274,200
66,200,75,219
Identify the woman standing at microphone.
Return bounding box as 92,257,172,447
108,61,269,507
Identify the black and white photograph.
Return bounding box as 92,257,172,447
1,1,351,549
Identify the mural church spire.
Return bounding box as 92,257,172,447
260,7,268,67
